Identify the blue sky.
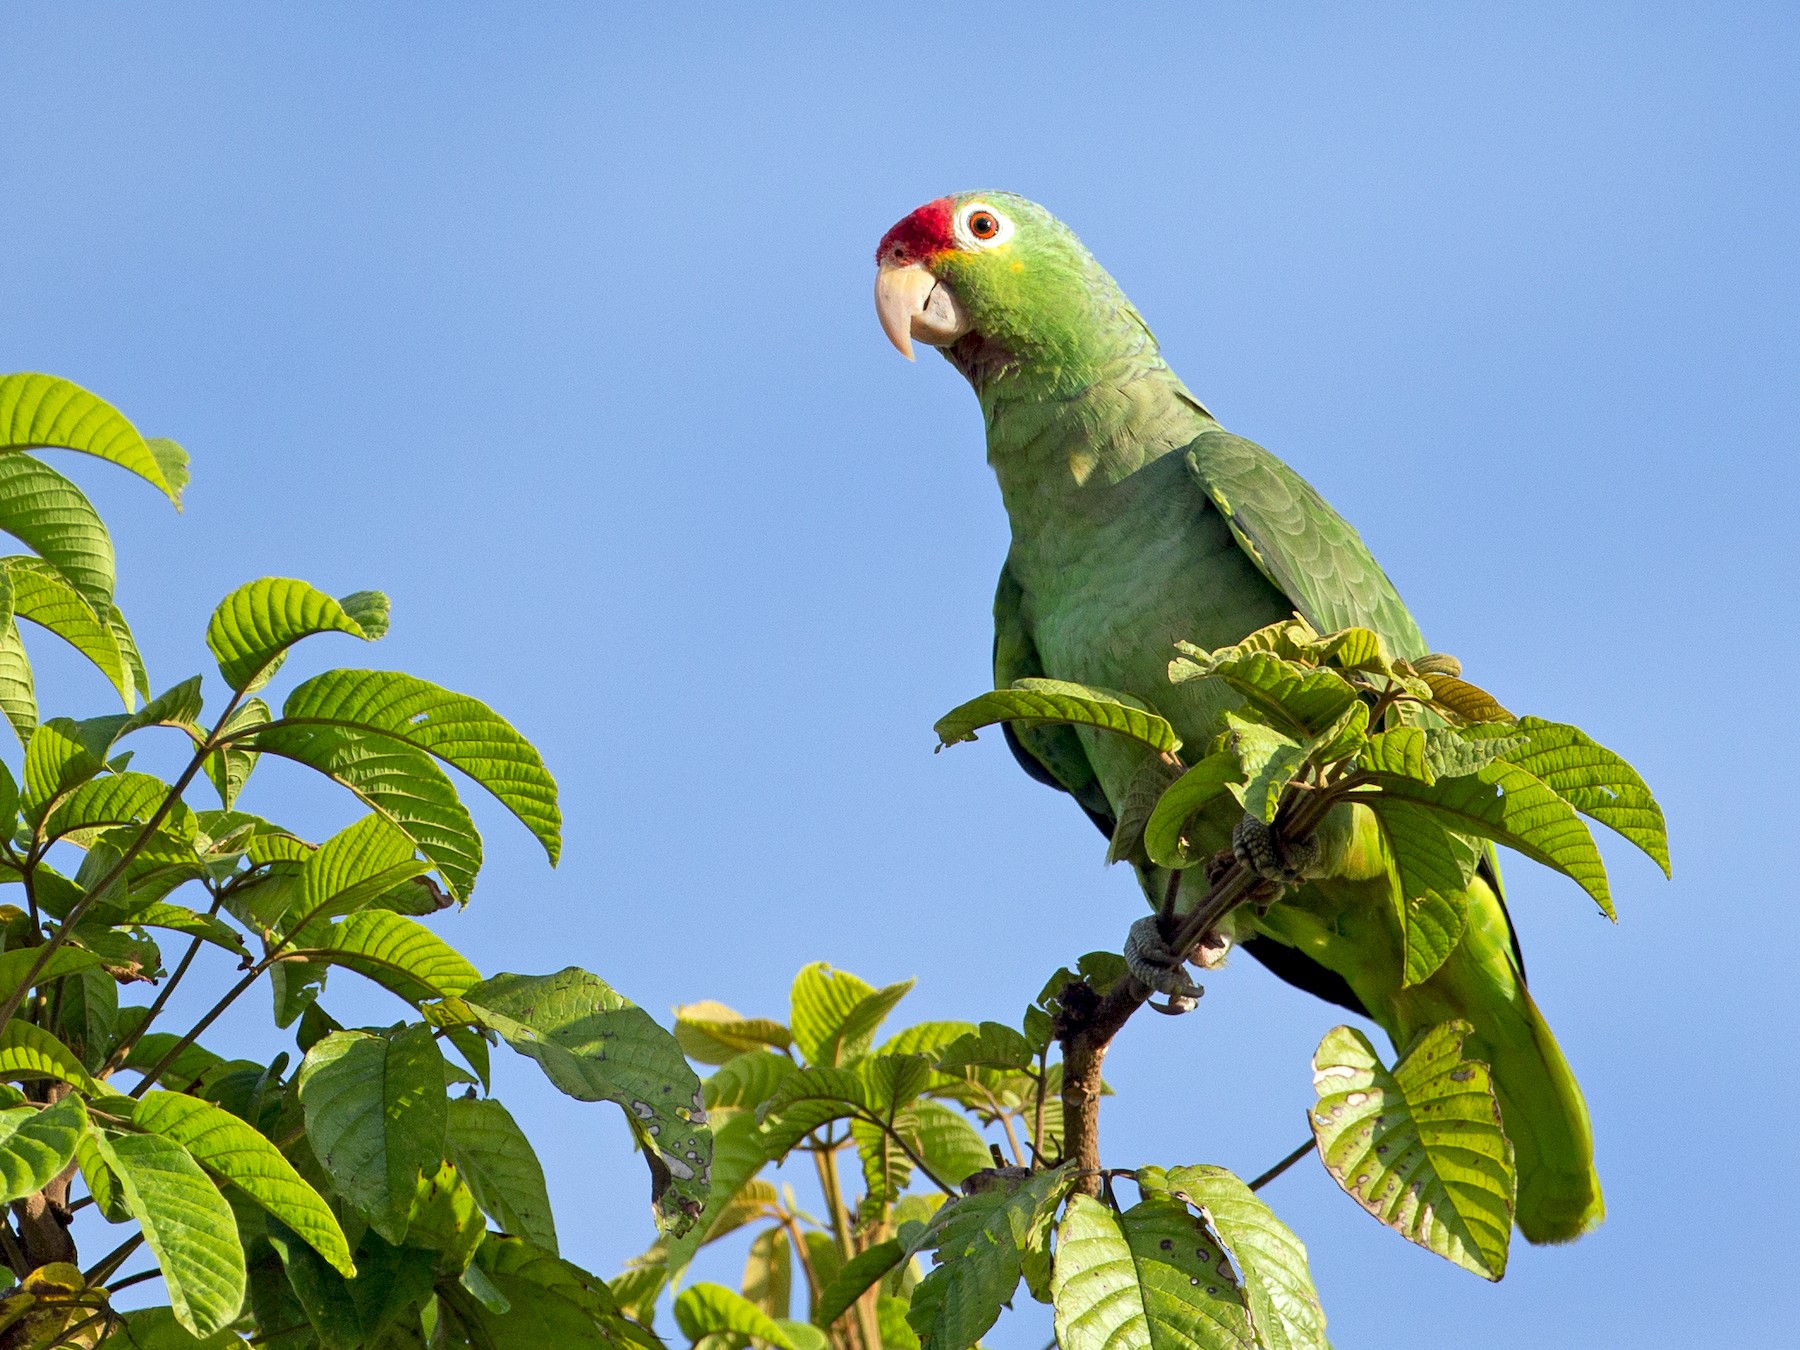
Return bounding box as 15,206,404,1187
4,4,1796,1345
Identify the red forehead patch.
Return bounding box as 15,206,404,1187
876,197,955,265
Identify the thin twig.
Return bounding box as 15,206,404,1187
104,1268,161,1294
0,695,245,1031
82,1231,143,1286
1248,1137,1317,1192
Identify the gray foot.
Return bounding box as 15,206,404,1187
1231,815,1320,886
1124,915,1204,1011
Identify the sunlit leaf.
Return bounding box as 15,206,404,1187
297,1025,447,1244
4,556,132,707
0,451,115,611
0,1095,88,1205
204,578,387,693
466,968,709,1234
935,679,1179,755
1150,1166,1327,1350
1051,1192,1254,1350
0,373,181,502
241,722,482,900
266,668,559,864
88,1128,247,1336
907,1167,1074,1350
1491,718,1670,875
134,1089,355,1277
1143,750,1245,868
1364,759,1614,918
673,1001,793,1065
1310,1022,1514,1280
1369,801,1480,987
674,1281,799,1349
447,1096,558,1254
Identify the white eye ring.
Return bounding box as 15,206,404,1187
955,203,1014,250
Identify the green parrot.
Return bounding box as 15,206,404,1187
874,191,1601,1245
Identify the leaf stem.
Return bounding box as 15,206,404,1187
101,891,228,1076
0,693,245,1032
1247,1136,1317,1192
81,1231,142,1286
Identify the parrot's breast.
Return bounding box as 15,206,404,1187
1004,449,1293,812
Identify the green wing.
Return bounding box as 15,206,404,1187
992,561,1116,835
1183,429,1427,659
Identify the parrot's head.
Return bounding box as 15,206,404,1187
874,192,1137,383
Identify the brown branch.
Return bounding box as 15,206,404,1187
1054,785,1347,1198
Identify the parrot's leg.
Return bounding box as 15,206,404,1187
1231,815,1321,886
1123,915,1212,1010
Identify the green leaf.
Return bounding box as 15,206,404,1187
0,1019,101,1093
297,1025,448,1244
21,715,116,822
1419,671,1515,723
663,1110,775,1280
1364,758,1614,918
674,1281,798,1349
0,373,181,502
1193,650,1361,738
815,1238,905,1330
466,968,709,1233
241,722,483,901
1310,1022,1515,1280
742,1226,791,1322
673,1001,793,1065
1223,712,1309,825
126,903,250,959
406,1158,485,1276
0,617,33,745
935,679,1179,755
1370,801,1481,987
5,556,133,707
0,451,115,612
134,1088,355,1277
291,910,480,1010
907,1167,1074,1350
468,1236,658,1350
758,1057,933,1159
1420,727,1525,780
0,1096,88,1204
266,668,560,864
1495,718,1670,875
119,1305,251,1348
1143,750,1246,868
89,1128,247,1336
790,963,914,1068
934,1022,1034,1073
204,578,387,693
447,1096,558,1253
1107,753,1185,866
293,812,429,926
205,698,268,810
41,768,170,842
703,1050,797,1116
0,946,104,1007
905,1099,994,1188
1051,1192,1254,1350
1151,1166,1327,1350
1361,726,1430,782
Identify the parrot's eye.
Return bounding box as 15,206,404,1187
956,203,1014,250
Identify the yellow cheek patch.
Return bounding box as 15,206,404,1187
1011,260,1025,272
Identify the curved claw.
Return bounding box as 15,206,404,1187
1231,815,1321,887
1124,915,1205,1001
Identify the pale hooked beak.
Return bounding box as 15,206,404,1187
874,263,969,360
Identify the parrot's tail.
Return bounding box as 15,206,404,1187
1394,895,1605,1245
